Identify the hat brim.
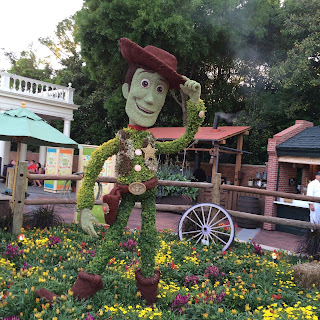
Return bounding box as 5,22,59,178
120,38,185,90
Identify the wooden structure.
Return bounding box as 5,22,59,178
148,126,250,186
7,163,320,235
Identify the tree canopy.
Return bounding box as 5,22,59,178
4,0,320,164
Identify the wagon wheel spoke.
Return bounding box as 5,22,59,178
192,209,205,226
206,205,213,225
210,232,227,245
209,216,229,228
186,231,203,243
195,233,204,244
208,233,216,244
201,206,206,227
185,214,202,229
207,208,221,226
182,229,202,235
211,230,231,237
210,224,231,230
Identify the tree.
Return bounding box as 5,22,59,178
270,0,320,124
6,48,53,81
40,17,114,145
75,0,245,127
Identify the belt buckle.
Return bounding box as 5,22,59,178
128,182,146,195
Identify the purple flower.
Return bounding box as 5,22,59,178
252,241,264,256
171,294,190,314
204,264,224,279
22,260,31,270
3,244,23,261
2,317,21,320
121,238,137,251
84,313,95,320
48,236,61,247
184,275,199,287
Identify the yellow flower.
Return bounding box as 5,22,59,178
218,308,224,313
232,309,237,314
202,313,209,318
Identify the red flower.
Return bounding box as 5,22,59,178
170,262,177,270
272,294,282,300
59,256,62,261
81,242,86,248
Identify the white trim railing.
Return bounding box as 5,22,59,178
0,72,74,104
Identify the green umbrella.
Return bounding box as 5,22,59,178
0,105,79,148
0,103,79,206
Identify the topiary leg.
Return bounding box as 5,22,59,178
86,193,135,274
139,189,159,278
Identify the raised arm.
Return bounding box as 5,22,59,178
156,77,206,154
77,137,120,237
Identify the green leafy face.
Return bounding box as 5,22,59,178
123,68,169,127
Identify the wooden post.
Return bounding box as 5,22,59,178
234,134,244,186
12,161,28,235
211,172,221,205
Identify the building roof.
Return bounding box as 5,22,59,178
148,126,251,142
276,126,320,158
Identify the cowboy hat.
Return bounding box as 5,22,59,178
119,38,185,89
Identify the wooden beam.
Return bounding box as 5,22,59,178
211,173,221,205
187,147,215,152
228,209,320,230
278,156,320,165
234,134,244,186
12,162,28,235
221,184,320,203
187,147,241,155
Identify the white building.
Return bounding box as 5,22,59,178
0,72,79,174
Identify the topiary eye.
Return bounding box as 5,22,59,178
141,79,150,88
156,85,164,94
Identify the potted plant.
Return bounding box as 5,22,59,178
156,158,199,206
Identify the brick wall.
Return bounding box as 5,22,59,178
264,120,313,230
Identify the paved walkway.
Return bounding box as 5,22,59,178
1,182,304,253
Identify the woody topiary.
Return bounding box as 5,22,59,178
37,38,206,306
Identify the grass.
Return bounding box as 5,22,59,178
0,223,319,319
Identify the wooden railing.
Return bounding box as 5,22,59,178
9,162,320,234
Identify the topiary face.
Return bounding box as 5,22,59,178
122,68,169,127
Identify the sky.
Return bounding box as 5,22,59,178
0,0,84,71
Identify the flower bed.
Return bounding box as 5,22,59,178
0,224,319,319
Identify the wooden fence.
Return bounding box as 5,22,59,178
8,161,320,234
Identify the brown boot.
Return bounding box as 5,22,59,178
71,271,104,301
135,268,161,305
36,288,60,305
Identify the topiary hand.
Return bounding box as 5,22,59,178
80,208,99,238
180,76,201,104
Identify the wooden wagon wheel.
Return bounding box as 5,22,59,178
178,203,235,252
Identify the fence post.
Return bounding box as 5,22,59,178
12,162,28,235
211,173,221,205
